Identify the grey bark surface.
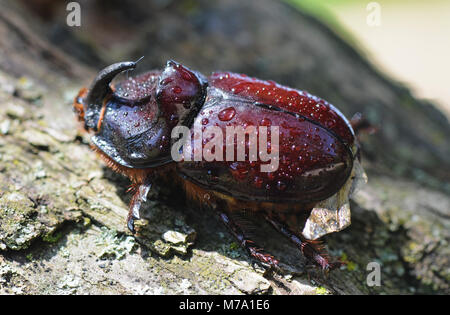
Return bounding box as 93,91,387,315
0,0,448,294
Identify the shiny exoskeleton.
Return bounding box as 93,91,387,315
74,60,359,271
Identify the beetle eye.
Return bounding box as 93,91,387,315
156,60,206,110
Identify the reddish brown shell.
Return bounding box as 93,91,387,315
210,72,354,144
176,73,355,203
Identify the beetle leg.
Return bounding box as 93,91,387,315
350,112,377,137
216,211,280,270
127,177,152,234
264,215,341,271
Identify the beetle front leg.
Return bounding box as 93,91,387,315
127,177,152,233
216,211,280,271
264,215,341,271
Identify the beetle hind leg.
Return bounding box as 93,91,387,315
217,211,280,271
127,177,152,233
264,214,341,271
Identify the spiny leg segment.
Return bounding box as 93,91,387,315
127,176,152,233
264,214,341,270
216,210,280,270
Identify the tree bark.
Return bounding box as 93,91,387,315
0,0,448,294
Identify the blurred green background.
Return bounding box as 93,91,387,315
287,0,450,117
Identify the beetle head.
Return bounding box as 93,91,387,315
74,60,207,168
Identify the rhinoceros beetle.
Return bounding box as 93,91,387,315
74,60,362,271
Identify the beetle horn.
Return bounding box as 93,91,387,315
84,61,136,130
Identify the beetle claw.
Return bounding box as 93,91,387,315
127,216,136,234
126,177,152,234
216,210,282,273
264,215,337,271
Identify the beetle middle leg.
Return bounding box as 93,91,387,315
216,210,280,271
127,176,152,233
264,214,341,271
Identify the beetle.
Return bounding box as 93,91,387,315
73,60,362,271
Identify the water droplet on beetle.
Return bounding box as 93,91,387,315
267,172,275,181
260,118,271,126
277,181,287,191
218,107,236,121
254,177,264,188
161,78,173,85
172,86,182,94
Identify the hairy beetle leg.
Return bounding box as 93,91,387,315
217,211,280,270
126,177,152,234
264,215,339,270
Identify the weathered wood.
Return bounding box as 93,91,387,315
0,0,448,294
